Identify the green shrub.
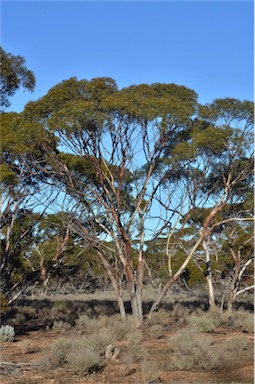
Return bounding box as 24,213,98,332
42,331,111,376
0,325,15,342
0,294,9,314
187,308,221,333
167,327,252,372
66,337,105,375
230,310,254,333
76,313,137,342
168,328,213,370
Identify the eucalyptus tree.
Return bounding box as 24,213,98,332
22,77,199,322
153,98,254,312
12,77,254,323
0,111,57,305
0,47,35,110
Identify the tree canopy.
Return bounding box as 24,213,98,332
0,72,254,322
0,47,35,109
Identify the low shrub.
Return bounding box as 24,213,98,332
168,328,214,370
167,327,253,372
110,316,137,341
76,313,137,342
171,303,191,323
52,320,72,332
43,338,72,369
8,312,26,327
19,339,40,354
42,331,111,376
140,354,162,384
187,307,221,333
66,337,105,375
148,309,170,326
230,310,254,333
121,329,143,365
148,324,164,339
0,325,15,342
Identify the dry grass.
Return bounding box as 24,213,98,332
19,339,40,355
121,329,143,365
147,308,170,326
140,353,163,384
52,319,72,332
171,302,191,323
148,324,164,339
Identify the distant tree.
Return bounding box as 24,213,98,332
156,98,254,312
0,111,55,306
0,47,35,109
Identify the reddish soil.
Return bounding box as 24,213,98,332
1,327,253,384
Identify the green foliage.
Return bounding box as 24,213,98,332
0,47,35,109
199,98,254,126
1,74,253,312
0,294,9,314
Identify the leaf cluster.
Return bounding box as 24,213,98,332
0,47,35,109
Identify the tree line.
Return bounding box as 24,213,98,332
0,48,254,323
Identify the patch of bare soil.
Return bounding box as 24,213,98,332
0,327,253,384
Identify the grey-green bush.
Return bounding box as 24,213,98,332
0,325,15,342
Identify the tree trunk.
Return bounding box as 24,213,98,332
117,291,126,319
97,249,127,319
226,249,241,316
202,240,216,308
126,273,143,325
206,271,216,308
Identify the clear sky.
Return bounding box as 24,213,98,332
1,0,254,112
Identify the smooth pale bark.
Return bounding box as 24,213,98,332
202,240,216,308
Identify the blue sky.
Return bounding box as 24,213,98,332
1,0,254,112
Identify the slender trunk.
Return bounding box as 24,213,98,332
128,280,140,322
137,258,144,323
117,292,126,319
202,240,215,308
206,271,216,308
97,249,127,319
226,249,241,316
126,264,143,324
